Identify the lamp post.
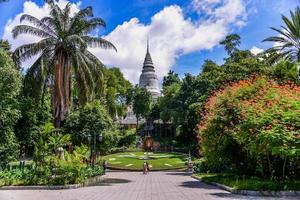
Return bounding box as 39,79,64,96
88,131,103,168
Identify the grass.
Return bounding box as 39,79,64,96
103,151,187,170
193,173,300,191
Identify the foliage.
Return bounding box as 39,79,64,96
118,129,137,147
132,86,152,122
193,173,300,191
12,0,116,127
162,70,181,89
201,59,219,73
193,158,225,173
0,40,10,52
263,6,300,62
0,50,22,166
219,34,241,55
158,82,181,123
14,91,51,156
64,100,120,155
157,44,272,149
199,77,300,178
103,67,132,118
273,60,299,83
25,123,103,185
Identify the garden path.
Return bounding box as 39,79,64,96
0,171,297,200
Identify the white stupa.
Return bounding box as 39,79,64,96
139,40,161,99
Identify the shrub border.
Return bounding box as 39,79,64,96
191,174,300,197
0,175,104,190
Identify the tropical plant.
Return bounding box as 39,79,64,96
64,100,120,155
103,67,132,118
132,86,152,130
12,0,116,127
0,50,22,167
263,7,300,62
199,77,300,178
273,60,299,83
162,70,181,89
219,34,241,55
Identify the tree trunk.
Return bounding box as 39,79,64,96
267,153,272,177
136,115,139,135
283,156,287,178
52,50,72,128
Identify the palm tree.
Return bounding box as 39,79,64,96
219,34,241,55
263,7,300,62
13,0,116,127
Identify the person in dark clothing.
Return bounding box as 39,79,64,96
103,160,107,175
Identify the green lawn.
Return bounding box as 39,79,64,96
103,151,187,170
193,173,300,191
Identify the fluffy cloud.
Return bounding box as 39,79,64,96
92,0,248,83
250,46,264,55
3,0,248,83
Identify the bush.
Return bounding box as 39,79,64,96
0,50,22,166
199,77,300,178
64,100,120,155
193,158,226,173
118,129,137,147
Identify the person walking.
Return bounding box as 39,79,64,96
143,161,147,174
146,161,150,174
103,160,107,175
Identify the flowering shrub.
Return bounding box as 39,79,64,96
199,77,300,178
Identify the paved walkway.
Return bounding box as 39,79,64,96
0,171,297,200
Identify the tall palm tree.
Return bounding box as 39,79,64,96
13,0,116,128
263,7,300,62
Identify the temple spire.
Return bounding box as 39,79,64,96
147,38,149,53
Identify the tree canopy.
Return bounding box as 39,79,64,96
13,0,116,127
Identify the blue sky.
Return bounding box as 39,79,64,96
0,0,299,83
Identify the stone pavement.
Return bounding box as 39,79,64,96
0,171,297,200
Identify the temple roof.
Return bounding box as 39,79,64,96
139,40,161,98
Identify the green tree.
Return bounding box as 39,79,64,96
0,50,22,166
0,40,10,52
13,0,116,127
274,60,299,83
201,59,218,73
103,67,132,118
162,70,180,89
64,100,119,155
219,34,241,55
132,87,152,131
263,7,300,62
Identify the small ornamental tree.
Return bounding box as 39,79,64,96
199,77,300,178
64,100,119,155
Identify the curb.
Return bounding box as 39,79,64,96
107,166,186,172
0,175,105,190
191,175,300,197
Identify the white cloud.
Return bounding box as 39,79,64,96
3,0,249,83
250,46,264,55
92,0,248,83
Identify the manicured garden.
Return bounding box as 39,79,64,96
103,151,187,170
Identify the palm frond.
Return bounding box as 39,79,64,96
83,36,117,51
12,25,53,38
20,14,57,37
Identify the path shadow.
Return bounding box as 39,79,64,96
210,192,248,199
179,181,218,189
166,172,192,176
88,178,132,186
